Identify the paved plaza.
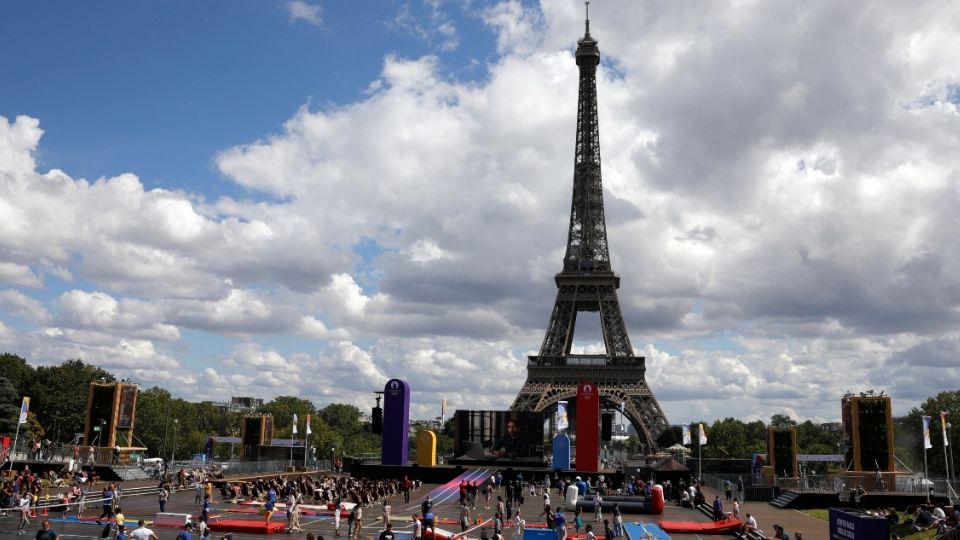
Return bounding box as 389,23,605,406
0,473,830,540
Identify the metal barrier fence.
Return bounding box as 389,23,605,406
704,471,960,500
701,473,775,502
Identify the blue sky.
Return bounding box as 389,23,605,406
1,1,497,196
2,0,960,424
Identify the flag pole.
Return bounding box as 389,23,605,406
8,397,29,473
943,413,951,495
8,420,21,473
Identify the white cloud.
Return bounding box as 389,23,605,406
0,290,50,323
286,1,323,26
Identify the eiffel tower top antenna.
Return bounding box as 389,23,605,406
585,2,591,37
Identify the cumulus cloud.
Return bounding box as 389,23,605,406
286,1,323,26
3,0,960,422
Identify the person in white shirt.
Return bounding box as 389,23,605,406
17,494,31,534
412,515,422,540
514,510,525,540
739,513,757,536
130,519,160,540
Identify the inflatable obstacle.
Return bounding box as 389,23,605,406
208,519,287,534
623,522,671,540
572,486,665,515
658,515,742,534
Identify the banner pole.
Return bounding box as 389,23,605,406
8,421,21,473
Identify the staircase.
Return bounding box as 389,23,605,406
769,490,800,509
114,465,153,481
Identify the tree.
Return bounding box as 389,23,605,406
23,412,45,442
0,354,35,396
0,377,20,435
900,391,960,478
29,359,115,442
258,396,316,439
769,414,798,427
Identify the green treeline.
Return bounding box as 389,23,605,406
1,353,957,474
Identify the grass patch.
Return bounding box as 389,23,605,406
798,509,940,539
799,509,829,521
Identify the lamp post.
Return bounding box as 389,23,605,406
170,419,178,466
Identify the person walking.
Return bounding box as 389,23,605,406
97,484,114,525
17,492,31,534
554,507,567,540
593,493,603,523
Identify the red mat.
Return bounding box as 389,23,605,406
208,519,287,534
659,517,742,534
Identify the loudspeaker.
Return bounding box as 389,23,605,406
371,406,383,434
242,416,263,446
601,413,613,442
843,395,894,472
767,427,798,478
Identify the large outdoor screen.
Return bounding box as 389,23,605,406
453,410,545,461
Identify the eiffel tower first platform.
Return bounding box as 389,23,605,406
511,11,668,453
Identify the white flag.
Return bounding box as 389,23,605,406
922,416,932,450
682,424,691,445
18,397,30,424
306,414,312,435
942,412,949,447
292,413,298,435
699,423,707,446
557,401,569,431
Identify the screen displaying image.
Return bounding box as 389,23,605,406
454,410,545,460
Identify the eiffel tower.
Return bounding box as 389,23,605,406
511,7,668,453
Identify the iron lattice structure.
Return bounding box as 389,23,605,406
511,16,668,453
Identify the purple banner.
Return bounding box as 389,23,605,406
381,379,411,465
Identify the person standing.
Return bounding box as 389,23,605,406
736,476,744,502
593,493,603,523
264,485,277,524
403,477,412,504
158,485,169,513
724,479,732,501
412,514,422,540
382,500,391,526
513,510,525,540
347,506,357,539
289,494,303,534
97,484,114,525
554,507,567,540
459,501,470,532
611,504,623,538
35,519,59,540
129,519,159,540
353,505,364,539
333,500,344,535
175,523,192,540
712,495,724,521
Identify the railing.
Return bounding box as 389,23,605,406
701,473,775,502
776,473,959,498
